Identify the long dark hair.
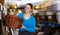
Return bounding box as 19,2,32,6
26,3,33,9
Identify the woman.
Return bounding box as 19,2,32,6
18,3,36,35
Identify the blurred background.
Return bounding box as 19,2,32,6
0,0,60,35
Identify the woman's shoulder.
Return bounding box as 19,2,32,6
18,13,24,16
18,13,24,18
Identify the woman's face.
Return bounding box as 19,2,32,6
24,5,32,13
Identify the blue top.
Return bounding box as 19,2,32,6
18,13,36,32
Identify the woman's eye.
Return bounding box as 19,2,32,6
25,7,29,9
27,8,29,9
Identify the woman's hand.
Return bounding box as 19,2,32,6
21,26,25,29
